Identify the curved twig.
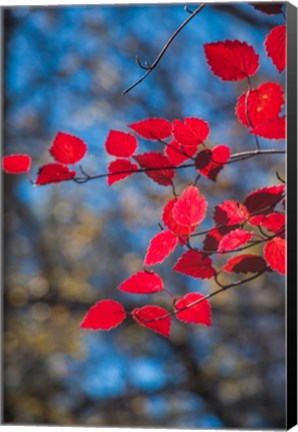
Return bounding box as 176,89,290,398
122,3,206,95
184,5,194,14
135,55,152,71
276,171,285,184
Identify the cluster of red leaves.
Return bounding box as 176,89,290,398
104,116,230,187
204,29,286,140
81,182,286,337
2,132,88,185
80,290,212,337
2,115,230,188
3,5,287,339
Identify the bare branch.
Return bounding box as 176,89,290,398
122,3,206,95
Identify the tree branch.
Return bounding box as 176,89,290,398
70,148,285,185
131,267,269,323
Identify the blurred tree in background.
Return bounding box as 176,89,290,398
3,3,285,428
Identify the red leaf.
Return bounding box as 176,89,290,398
250,116,286,140
105,130,138,157
244,185,285,215
107,159,138,185
118,271,164,294
36,163,76,185
80,299,126,330
203,225,238,253
218,229,253,253
165,139,190,166
129,118,172,141
134,152,174,186
132,305,171,337
173,185,207,228
2,154,31,174
49,132,87,164
252,3,283,15
162,198,196,237
204,40,259,81
223,254,267,273
265,25,286,73
214,200,249,226
175,292,212,325
236,82,284,128
183,117,210,142
173,249,216,279
144,230,178,266
264,237,286,275
195,145,230,181
173,118,209,156
249,213,285,233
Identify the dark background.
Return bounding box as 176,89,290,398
3,3,286,428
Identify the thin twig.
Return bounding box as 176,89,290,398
122,3,206,95
276,171,285,184
193,172,201,185
245,77,261,151
171,181,179,198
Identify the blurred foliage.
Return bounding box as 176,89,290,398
3,3,285,428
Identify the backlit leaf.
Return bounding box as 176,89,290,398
244,185,285,215
173,185,207,228
264,237,286,274
203,225,239,253
173,249,216,279
129,118,172,140
162,198,196,237
236,82,284,128
132,305,171,337
204,40,259,81
165,139,190,166
249,213,285,233
218,229,253,253
2,154,32,174
36,163,76,185
250,116,286,140
80,299,126,330
214,200,249,226
144,230,178,266
223,254,267,273
118,271,164,294
265,25,286,73
105,130,138,157
107,159,138,185
195,145,230,181
175,292,212,325
134,152,174,186
49,132,87,164
173,118,209,156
